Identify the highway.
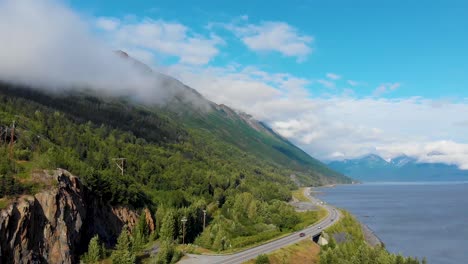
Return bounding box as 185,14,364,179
179,187,341,264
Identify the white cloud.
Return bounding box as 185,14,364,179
326,73,341,80
96,17,120,31
227,21,313,62
317,79,335,88
164,63,468,169
0,0,209,107
99,17,224,65
373,82,401,96
347,80,359,86
378,141,468,170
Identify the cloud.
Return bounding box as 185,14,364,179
165,63,468,169
0,0,208,107
227,21,313,62
96,17,120,31
2,0,468,171
326,73,341,80
98,17,224,65
373,82,401,96
347,80,359,86
163,64,310,109
317,79,335,88
378,141,468,170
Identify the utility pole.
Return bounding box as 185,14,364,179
1,126,6,144
112,158,126,176
181,216,187,244
202,210,207,230
9,121,15,160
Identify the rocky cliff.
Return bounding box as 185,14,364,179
0,169,154,264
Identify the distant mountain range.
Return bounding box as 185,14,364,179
328,154,468,182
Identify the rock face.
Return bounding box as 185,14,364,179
0,169,151,264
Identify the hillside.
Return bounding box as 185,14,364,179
0,67,349,261
328,154,468,182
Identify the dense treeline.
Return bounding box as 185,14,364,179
0,84,312,251
0,148,21,197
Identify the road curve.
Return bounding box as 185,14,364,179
179,187,341,264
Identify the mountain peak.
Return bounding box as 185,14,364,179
363,153,385,160
391,155,417,167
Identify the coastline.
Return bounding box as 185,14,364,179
360,221,383,247
311,185,383,248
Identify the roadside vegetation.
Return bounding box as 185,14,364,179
320,210,427,264
246,239,320,264
291,187,309,202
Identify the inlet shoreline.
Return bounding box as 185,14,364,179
311,186,384,247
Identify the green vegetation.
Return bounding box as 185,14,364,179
81,235,105,264
179,107,350,186
293,209,327,231
155,240,182,264
245,239,321,264
0,148,25,197
0,82,349,259
291,187,309,202
325,211,365,242
255,254,270,264
111,226,136,264
0,198,9,210
194,192,301,251
320,211,425,264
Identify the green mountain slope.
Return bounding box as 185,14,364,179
0,74,349,251
175,103,349,185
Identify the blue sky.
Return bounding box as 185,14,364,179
2,0,468,167
70,0,468,99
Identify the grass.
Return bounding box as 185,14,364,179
0,198,10,210
219,230,291,254
291,187,309,202
243,239,320,264
179,244,215,255
293,208,328,231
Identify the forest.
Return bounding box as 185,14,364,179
0,82,345,261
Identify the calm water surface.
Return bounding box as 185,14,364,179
316,182,468,264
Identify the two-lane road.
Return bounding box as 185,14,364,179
179,188,341,264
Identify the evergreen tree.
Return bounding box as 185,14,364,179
155,240,182,264
81,235,102,264
111,226,136,264
159,211,175,241
155,240,174,264
132,215,148,251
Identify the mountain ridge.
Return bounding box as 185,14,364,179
328,154,468,182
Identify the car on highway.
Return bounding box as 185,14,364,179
299,232,306,237
318,226,322,229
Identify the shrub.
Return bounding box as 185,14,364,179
255,254,270,264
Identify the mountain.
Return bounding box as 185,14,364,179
0,54,350,261
328,154,468,182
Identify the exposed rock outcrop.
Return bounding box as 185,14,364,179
0,169,152,264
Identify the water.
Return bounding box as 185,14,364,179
316,182,468,264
